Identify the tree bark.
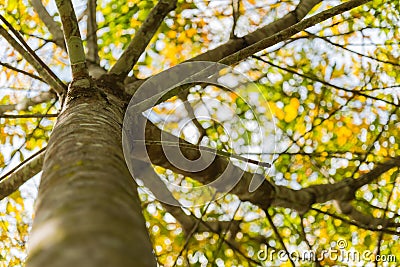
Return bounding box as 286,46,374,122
26,84,156,267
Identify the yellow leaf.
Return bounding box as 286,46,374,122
331,65,345,79
121,6,129,13
6,202,15,213
289,97,300,108
130,19,141,28
177,32,186,42
167,30,177,39
186,28,197,38
283,98,300,123
337,135,347,146
270,102,284,121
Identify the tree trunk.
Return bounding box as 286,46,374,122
26,83,156,267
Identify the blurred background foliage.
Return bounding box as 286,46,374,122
0,0,399,266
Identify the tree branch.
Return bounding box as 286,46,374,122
0,61,45,82
336,200,400,228
125,0,371,102
219,0,371,66
272,157,400,213
165,206,263,266
312,207,400,235
145,121,400,220
188,0,322,63
0,16,67,96
266,209,295,267
0,113,59,119
0,148,45,200
0,91,55,114
86,0,99,65
253,55,398,107
230,0,240,39
85,0,106,79
177,91,207,144
31,0,105,78
306,31,400,67
55,0,89,83
162,203,241,235
351,158,400,190
109,0,177,79
30,0,66,50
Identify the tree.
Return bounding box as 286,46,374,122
0,0,399,266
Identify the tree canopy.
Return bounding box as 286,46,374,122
0,0,399,266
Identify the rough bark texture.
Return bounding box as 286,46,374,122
26,84,156,267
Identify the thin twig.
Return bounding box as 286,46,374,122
0,91,55,114
0,113,59,119
210,202,242,265
219,0,371,66
0,147,46,183
0,15,66,95
0,148,45,200
253,55,398,107
299,214,321,266
0,61,45,82
374,171,398,266
144,140,272,168
306,31,400,67
178,91,207,145
0,15,65,89
171,193,217,267
230,0,240,39
265,208,296,267
86,0,99,65
311,207,400,235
